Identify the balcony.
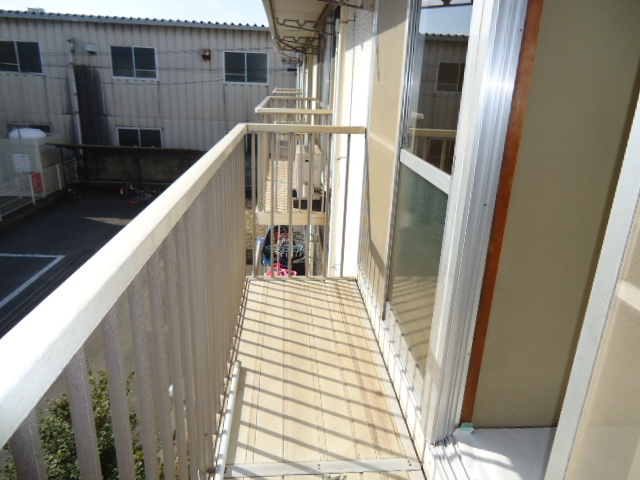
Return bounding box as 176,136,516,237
0,100,423,479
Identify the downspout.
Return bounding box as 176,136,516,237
67,38,83,145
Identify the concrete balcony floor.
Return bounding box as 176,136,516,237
227,278,424,480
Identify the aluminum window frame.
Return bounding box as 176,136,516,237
0,39,43,74
223,50,269,85
110,45,158,80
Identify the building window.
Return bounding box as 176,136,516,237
111,46,157,78
225,51,268,83
7,123,52,134
436,62,465,92
117,128,162,147
0,41,42,73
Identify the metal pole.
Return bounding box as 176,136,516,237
251,133,257,277
340,134,352,277
288,133,294,274
306,133,314,276
28,175,36,204
213,361,242,480
270,133,275,273
56,164,63,191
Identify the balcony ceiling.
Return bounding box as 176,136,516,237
262,0,373,56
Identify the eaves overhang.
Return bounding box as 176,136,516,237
262,0,374,57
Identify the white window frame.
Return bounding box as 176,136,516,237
435,60,465,93
116,127,163,147
0,40,43,74
543,92,640,480
110,46,158,80
223,51,269,84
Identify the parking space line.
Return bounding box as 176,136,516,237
0,254,65,309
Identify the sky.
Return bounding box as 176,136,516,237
2,1,472,34
1,0,270,25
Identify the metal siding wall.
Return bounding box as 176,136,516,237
0,16,296,151
0,18,72,140
418,38,467,130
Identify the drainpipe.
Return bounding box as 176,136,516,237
67,38,83,146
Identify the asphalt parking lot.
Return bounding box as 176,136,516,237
0,189,149,337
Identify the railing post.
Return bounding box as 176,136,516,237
28,175,36,204
9,410,47,480
56,164,62,191
101,306,137,480
65,347,103,480
251,132,258,277
340,134,352,277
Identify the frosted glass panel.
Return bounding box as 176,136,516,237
388,164,448,379
567,209,640,479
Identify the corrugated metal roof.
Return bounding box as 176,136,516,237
0,9,268,31
425,33,470,41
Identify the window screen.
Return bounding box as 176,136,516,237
0,41,42,73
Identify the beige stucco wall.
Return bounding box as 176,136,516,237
472,0,640,427
361,0,409,311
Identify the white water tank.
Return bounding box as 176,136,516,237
8,128,47,140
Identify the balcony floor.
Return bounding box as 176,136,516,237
227,278,423,480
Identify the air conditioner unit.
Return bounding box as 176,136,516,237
294,143,323,199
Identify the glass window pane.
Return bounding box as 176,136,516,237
246,53,268,83
225,73,245,82
0,41,19,72
16,42,42,73
139,129,161,147
388,164,448,379
436,62,460,92
133,47,156,77
111,46,134,77
404,5,470,173
118,128,139,146
225,52,245,79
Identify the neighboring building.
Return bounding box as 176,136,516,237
0,9,296,151
2,2,640,480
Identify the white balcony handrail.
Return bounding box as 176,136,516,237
255,107,332,115
410,128,457,138
0,123,248,450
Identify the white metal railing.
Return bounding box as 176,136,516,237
0,125,248,479
272,87,303,95
247,123,366,277
0,163,65,221
409,128,457,172
255,95,332,125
